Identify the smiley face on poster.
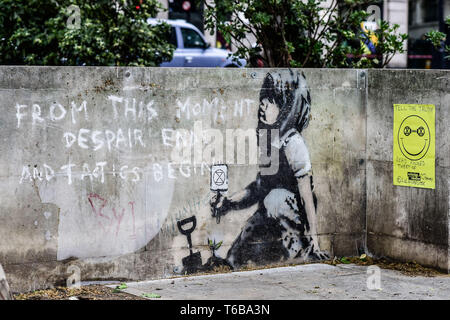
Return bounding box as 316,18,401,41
398,115,431,161
393,104,435,189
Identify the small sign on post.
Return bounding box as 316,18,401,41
210,164,228,224
210,164,228,192
182,1,191,11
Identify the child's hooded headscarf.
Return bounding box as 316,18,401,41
258,69,311,138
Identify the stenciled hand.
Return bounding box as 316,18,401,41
210,193,231,220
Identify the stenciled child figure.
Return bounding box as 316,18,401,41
211,70,329,269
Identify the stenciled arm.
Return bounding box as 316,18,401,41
298,176,318,244
297,175,328,259
285,132,328,259
211,180,261,218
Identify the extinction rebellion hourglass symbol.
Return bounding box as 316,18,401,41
213,169,226,186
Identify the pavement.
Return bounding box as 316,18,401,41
107,263,450,300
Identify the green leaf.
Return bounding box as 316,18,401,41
425,30,447,49
115,283,128,290
215,241,223,250
340,257,351,264
142,293,161,298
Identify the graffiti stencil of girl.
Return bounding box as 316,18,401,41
211,70,329,269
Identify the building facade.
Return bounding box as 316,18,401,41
408,0,450,69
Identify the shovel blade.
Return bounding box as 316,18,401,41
182,251,202,274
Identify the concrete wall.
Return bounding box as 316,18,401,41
366,69,450,271
0,67,447,292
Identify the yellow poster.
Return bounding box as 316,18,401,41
393,104,435,189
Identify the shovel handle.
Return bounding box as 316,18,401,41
177,216,197,253
177,216,197,236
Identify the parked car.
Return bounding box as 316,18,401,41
147,18,246,68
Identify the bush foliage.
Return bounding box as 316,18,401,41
204,0,408,68
0,0,174,66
